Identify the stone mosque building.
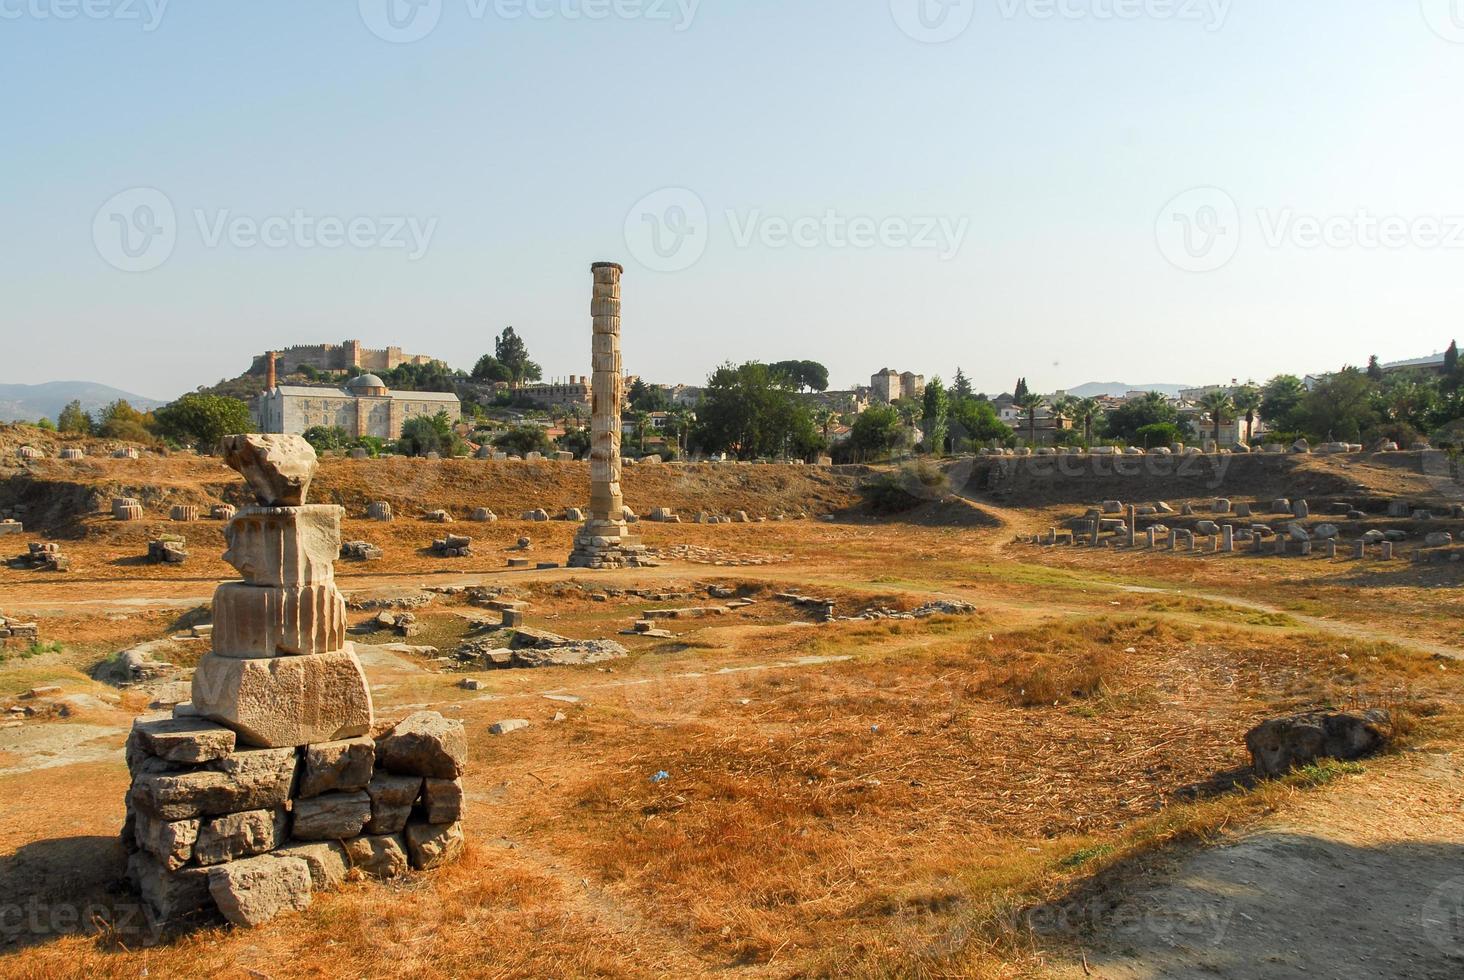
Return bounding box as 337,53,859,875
254,373,461,440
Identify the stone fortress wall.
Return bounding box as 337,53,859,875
251,341,436,377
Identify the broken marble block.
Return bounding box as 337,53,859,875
128,717,237,765
221,434,317,507
365,772,422,835
291,791,372,840
190,649,374,749
211,582,349,658
193,808,288,866
129,747,298,821
343,834,409,879
207,853,313,927
374,711,467,780
128,851,214,927
222,506,343,589
297,736,376,798
405,821,465,871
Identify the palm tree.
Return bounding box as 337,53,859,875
631,410,650,454
1232,385,1261,445
812,407,836,446
1199,390,1236,447
1015,392,1044,447
1050,395,1078,442
1075,397,1103,445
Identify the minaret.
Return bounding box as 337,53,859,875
569,262,647,569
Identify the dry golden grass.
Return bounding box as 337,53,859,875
3,453,1464,977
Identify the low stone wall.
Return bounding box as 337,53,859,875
124,711,466,929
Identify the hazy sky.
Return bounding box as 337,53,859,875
4,0,1464,402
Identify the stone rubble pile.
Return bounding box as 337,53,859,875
0,609,40,648
8,541,70,572
340,540,384,562
431,534,473,558
123,710,466,930
147,536,189,564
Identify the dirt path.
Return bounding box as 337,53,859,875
1050,752,1464,979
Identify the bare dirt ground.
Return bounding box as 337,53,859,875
1,447,1462,978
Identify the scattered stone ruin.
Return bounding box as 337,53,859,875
8,541,69,572
0,609,40,648
123,434,466,930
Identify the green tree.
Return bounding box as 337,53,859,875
1199,390,1235,446
848,405,904,461
1366,355,1384,382
629,379,670,412
56,400,93,435
1260,375,1307,431
1232,385,1262,445
303,425,348,453
96,400,154,442
494,327,541,385
397,410,465,457
770,360,830,393
693,362,820,460
1073,397,1103,445
1136,422,1184,447
1103,392,1178,445
152,394,252,451
948,397,1012,449
1014,377,1029,400
921,377,949,456
556,427,591,458
1297,368,1378,442
378,360,460,393
630,409,651,453
1014,391,1043,446
951,368,973,401
1445,341,1462,395
471,353,513,383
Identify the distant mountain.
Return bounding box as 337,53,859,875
0,381,165,423
1064,382,1193,399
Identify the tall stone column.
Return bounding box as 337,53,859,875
570,262,648,569
590,262,624,519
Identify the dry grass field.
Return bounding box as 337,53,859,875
2,442,1462,978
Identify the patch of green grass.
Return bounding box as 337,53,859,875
1058,844,1115,869
1285,760,1365,787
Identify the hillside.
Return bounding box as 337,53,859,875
0,382,164,422
1066,381,1193,399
